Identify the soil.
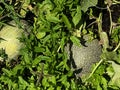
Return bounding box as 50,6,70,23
103,4,120,32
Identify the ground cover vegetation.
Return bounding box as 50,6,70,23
0,0,120,89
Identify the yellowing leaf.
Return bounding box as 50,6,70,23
36,32,46,39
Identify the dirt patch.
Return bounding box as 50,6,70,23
102,4,120,32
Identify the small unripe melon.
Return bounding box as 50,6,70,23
65,35,102,77
0,20,28,60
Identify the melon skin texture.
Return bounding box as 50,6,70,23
0,20,27,60
65,35,102,77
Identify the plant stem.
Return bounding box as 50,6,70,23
113,42,120,52
85,59,103,81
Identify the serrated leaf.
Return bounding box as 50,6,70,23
72,5,81,26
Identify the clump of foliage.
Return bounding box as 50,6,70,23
0,0,120,89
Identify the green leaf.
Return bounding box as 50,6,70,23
72,5,81,26
46,14,61,23
62,14,71,30
42,77,50,87
71,79,76,90
80,0,98,12
42,35,51,44
67,71,73,77
53,24,62,31
34,46,45,53
48,76,56,85
101,77,107,90
108,61,120,88
111,26,120,43
58,75,70,88
36,32,46,39
103,51,120,64
97,84,102,90
2,68,12,77
20,0,30,16
32,56,42,66
56,61,64,69
59,75,67,84
12,64,24,75
57,86,61,90
48,86,54,90
100,32,109,51
70,36,81,46
18,76,29,89
60,37,66,52
32,55,51,66
27,83,36,90
106,64,114,78
23,52,31,64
